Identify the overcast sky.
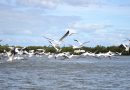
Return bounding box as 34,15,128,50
0,0,130,46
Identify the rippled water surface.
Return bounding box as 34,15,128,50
0,56,130,90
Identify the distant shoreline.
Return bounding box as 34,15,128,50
0,45,129,55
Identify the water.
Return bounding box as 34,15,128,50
0,56,130,90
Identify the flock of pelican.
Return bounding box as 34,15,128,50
0,30,130,62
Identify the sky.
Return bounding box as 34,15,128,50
0,0,130,47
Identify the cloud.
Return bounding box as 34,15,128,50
0,0,130,46
0,7,80,36
1,0,130,11
0,0,60,10
17,0,60,9
61,0,104,7
0,7,81,46
62,0,130,9
0,29,33,36
68,22,112,33
0,0,103,8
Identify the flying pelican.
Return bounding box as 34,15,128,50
68,30,77,36
74,39,90,46
95,51,118,59
48,53,55,59
48,40,62,53
54,52,71,59
122,44,129,52
80,51,94,57
4,46,26,61
35,49,45,56
43,30,72,54
62,54,78,60
115,51,123,56
43,30,70,47
4,46,16,61
28,50,35,57
124,38,130,42
72,39,90,49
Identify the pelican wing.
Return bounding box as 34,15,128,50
74,39,79,42
43,36,54,41
59,30,69,41
82,41,90,45
48,40,54,47
123,38,130,42
69,32,76,36
48,40,59,52
122,44,127,48
126,38,130,41
74,39,82,45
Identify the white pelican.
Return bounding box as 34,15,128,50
43,30,70,47
62,54,78,60
122,44,129,51
4,47,26,61
35,49,45,56
74,49,85,53
4,46,16,61
72,39,90,49
28,50,35,57
48,40,62,52
74,39,90,46
95,51,117,59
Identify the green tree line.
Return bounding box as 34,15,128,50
0,45,129,55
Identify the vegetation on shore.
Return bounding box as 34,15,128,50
0,44,129,55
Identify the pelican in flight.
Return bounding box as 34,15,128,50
4,46,16,61
44,30,73,53
124,38,130,42
43,30,70,46
122,44,129,52
4,46,26,61
62,54,75,60
95,51,119,59
72,39,90,49
74,39,90,46
48,40,62,53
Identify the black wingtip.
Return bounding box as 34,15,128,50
74,39,78,41
66,30,69,34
